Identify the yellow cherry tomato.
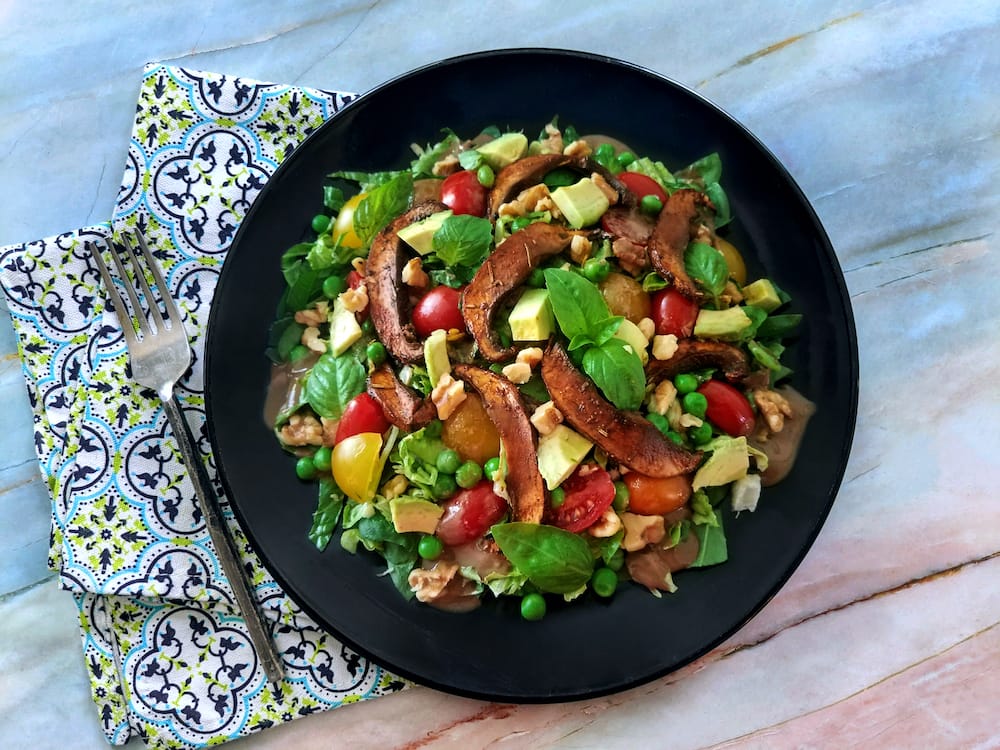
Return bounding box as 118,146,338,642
715,237,747,286
331,192,366,249
332,432,383,503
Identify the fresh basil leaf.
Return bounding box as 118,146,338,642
587,528,624,566
582,338,645,410
684,242,728,300
748,340,793,383
304,352,366,419
679,153,722,185
431,214,493,268
352,172,413,247
323,185,345,212
284,261,323,312
309,478,344,551
411,132,459,178
328,170,408,192
690,511,728,567
542,167,578,189
543,268,614,341
428,267,469,288
306,235,358,271
641,272,669,292
756,314,802,340
590,315,624,347
458,149,484,171
705,182,731,227
490,522,595,594
567,332,596,352
563,124,579,144
480,125,501,139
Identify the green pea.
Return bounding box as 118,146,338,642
477,164,495,187
366,341,387,367
431,473,457,500
689,421,713,445
666,430,684,446
511,216,532,233
361,318,376,336
455,461,483,489
311,214,331,234
289,344,310,362
591,567,618,598
418,534,444,560
295,455,317,481
526,268,546,288
674,373,699,395
582,258,610,283
683,392,708,419
322,275,346,299
612,480,629,512
641,194,664,214
436,449,462,474
520,592,547,621
606,548,625,572
616,151,636,168
312,446,332,473
550,487,566,508
483,456,501,481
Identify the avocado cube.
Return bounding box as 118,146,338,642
508,288,554,342
389,497,444,534
693,306,752,341
742,279,782,312
692,436,750,490
424,328,451,387
396,210,452,255
329,297,362,355
476,133,528,170
537,425,593,490
550,178,610,229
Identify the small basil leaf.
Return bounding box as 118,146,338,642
684,241,728,299
543,268,614,341
641,273,669,292
308,479,344,551
491,522,595,594
590,315,624,347
704,182,731,227
756,314,802,340
582,338,645,410
352,172,414,246
432,214,493,268
304,352,366,419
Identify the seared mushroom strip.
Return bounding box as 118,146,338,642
541,341,702,478
487,154,632,217
365,201,449,364
646,340,749,385
646,189,712,302
462,222,573,361
366,364,436,431
452,364,545,524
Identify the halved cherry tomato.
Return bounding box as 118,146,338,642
440,170,487,216
331,193,366,249
412,285,465,338
547,465,616,533
435,480,508,546
715,237,747,286
651,288,700,337
346,269,364,289
334,393,391,444
616,172,667,204
441,392,501,465
332,432,383,503
622,472,691,515
698,380,756,437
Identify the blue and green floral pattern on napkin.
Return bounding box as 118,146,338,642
0,65,408,749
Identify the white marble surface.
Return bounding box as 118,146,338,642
1,1,997,748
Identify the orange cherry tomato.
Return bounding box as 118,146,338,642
622,473,692,515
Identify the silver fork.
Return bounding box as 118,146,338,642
88,231,284,684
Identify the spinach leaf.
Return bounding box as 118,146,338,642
704,182,731,227
283,262,323,312
308,478,344,551
304,352,366,419
323,185,345,212
690,511,728,568
328,169,408,192
356,512,419,599
352,172,414,245
748,340,793,383
679,152,722,185
517,374,550,404
411,132,459,178
491,522,595,594
582,338,645,410
281,243,313,285
684,242,728,300
543,268,615,341
432,214,493,269
756,314,802,340
266,315,304,363
740,305,768,341
428,267,470,288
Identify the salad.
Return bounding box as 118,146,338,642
265,119,814,619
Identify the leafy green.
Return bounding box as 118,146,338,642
627,157,674,190
748,340,792,383
588,528,624,566
518,374,550,404
458,149,484,171
543,268,619,342
432,214,493,269
308,479,344,551
328,169,408,192
355,512,420,599
704,182,731,227
679,153,722,185
641,272,669,292
306,235,357,271
280,243,324,312
740,305,768,341
460,567,530,598
304,352,366,419
266,315,304,363
394,424,448,492
690,511,728,568
691,489,719,527
352,172,414,246
428,267,468,288
411,132,459,178
756,314,802,340
581,338,645,410
491,522,595,594
281,242,313,283
684,242,729,301
323,185,346,212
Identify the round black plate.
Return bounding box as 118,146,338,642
205,49,857,701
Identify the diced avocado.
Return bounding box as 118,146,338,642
424,328,450,387
396,210,452,255
537,424,593,490
508,288,554,341
693,306,752,341
692,436,750,490
389,497,444,534
550,178,610,229
613,318,649,365
329,297,362,355
476,133,528,170
742,279,782,312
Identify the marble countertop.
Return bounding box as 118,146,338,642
2,1,998,748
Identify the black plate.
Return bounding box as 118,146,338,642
205,49,857,701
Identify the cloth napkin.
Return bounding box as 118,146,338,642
0,64,408,749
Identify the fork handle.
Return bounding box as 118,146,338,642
162,394,285,684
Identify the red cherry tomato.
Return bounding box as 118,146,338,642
698,380,756,437
547,465,616,533
435,480,508,546
440,170,487,216
651,288,700,337
346,270,364,289
412,285,466,338
334,393,391,444
616,171,667,203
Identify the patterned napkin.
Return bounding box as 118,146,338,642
0,65,408,749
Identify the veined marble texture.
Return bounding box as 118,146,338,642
1,1,997,748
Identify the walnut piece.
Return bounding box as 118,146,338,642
562,138,592,159
652,334,679,361
339,284,368,313
516,347,544,369
590,172,619,205
501,362,531,384
569,234,593,264
432,153,460,177
621,512,666,552
301,326,327,354
530,400,563,435
588,507,623,538
408,561,459,603
754,388,794,433
402,257,429,288
431,373,467,420
293,300,329,326
649,380,678,416
278,413,324,446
